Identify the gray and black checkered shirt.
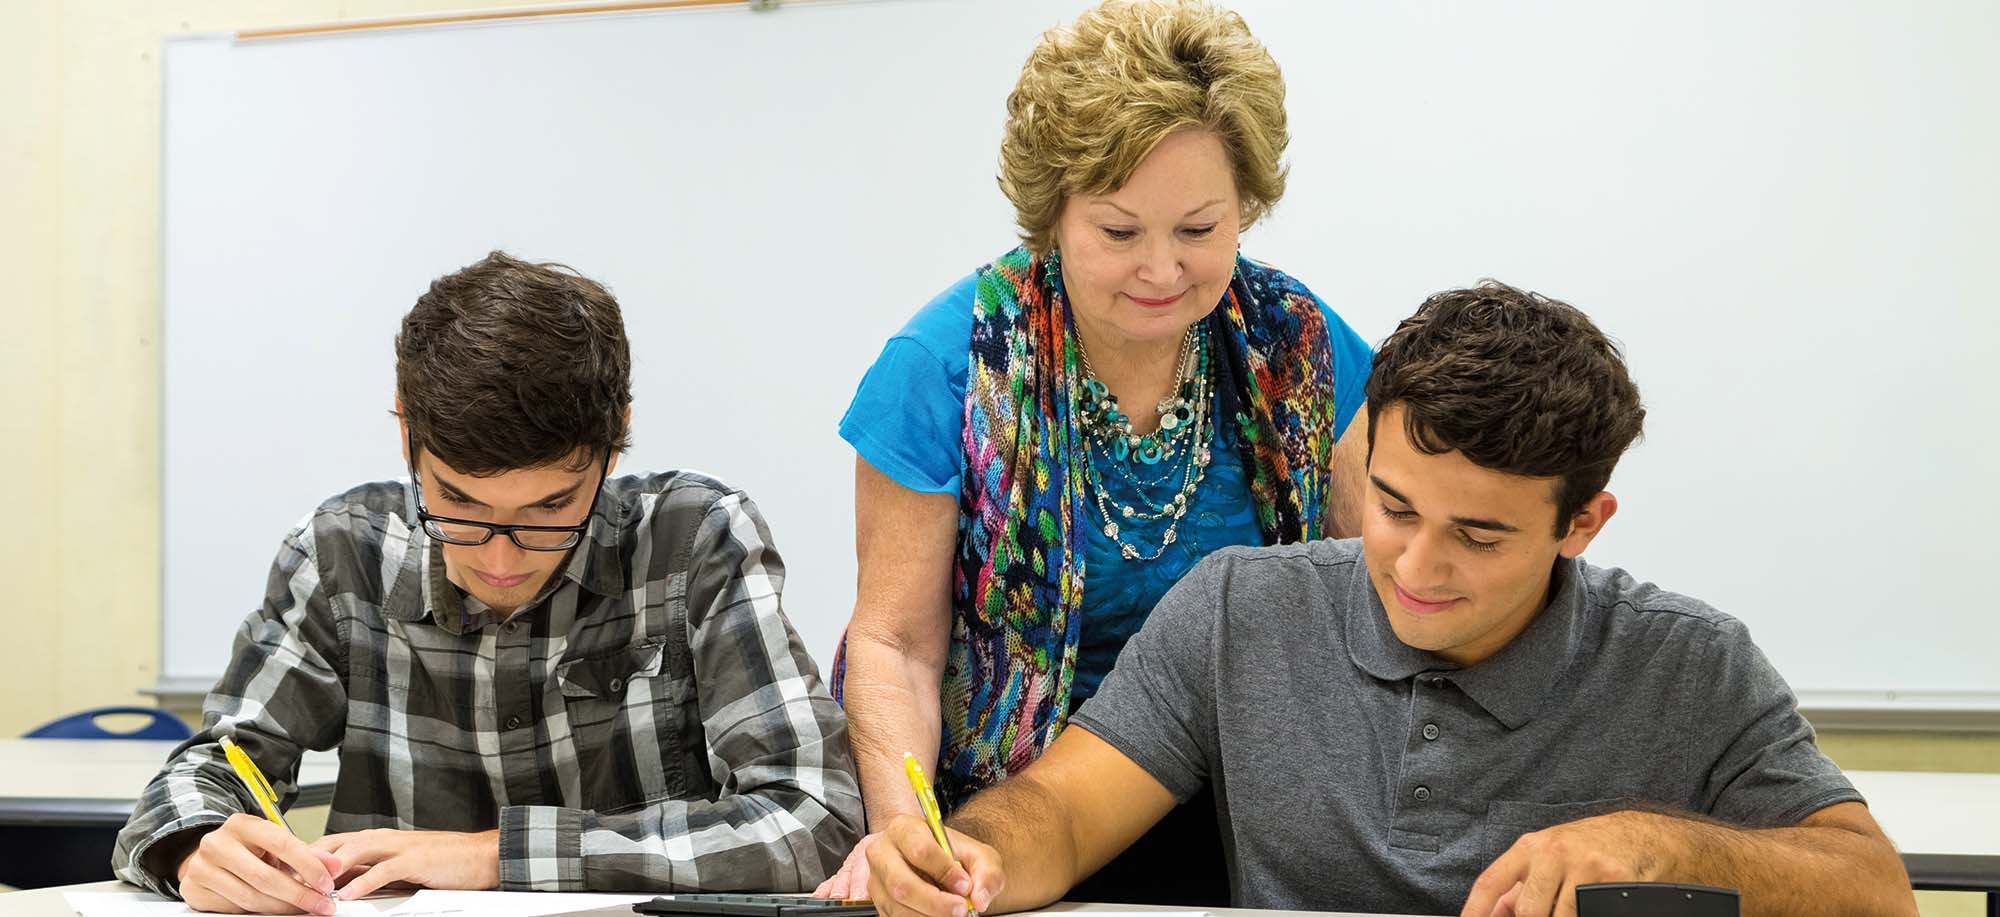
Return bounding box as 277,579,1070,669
113,471,863,894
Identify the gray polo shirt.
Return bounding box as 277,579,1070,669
1070,538,1860,916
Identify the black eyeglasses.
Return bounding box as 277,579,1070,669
407,438,610,552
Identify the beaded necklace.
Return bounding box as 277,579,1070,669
1076,323,1215,561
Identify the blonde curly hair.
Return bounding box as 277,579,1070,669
999,0,1289,256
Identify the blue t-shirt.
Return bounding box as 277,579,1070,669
839,269,1374,698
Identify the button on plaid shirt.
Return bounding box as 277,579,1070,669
114,471,863,894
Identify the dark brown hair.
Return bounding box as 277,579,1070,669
395,251,632,476
1365,280,1645,535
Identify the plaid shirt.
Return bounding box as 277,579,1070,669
114,471,863,894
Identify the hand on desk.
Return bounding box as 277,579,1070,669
312,828,500,900
865,815,1003,917
1460,810,1668,917
812,830,879,899
176,812,344,915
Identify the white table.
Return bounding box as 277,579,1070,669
0,885,1419,917
1850,770,2000,915
1,770,1989,912
0,738,341,889
0,739,341,827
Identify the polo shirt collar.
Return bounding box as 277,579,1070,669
1342,560,1437,682
1345,553,1587,730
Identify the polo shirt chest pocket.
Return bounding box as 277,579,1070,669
555,638,704,807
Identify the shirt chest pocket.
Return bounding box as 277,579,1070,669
554,641,703,807
556,641,677,706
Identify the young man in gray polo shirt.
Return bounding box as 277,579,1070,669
858,282,1914,916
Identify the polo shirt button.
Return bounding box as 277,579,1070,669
506,714,523,730
1422,723,1440,741
1413,785,1432,801
503,621,518,635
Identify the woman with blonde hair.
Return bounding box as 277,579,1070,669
819,0,1372,903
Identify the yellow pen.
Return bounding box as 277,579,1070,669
219,735,292,833
902,753,978,917
219,736,336,903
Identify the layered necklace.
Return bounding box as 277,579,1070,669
1076,323,1215,561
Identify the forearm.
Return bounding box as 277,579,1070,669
947,775,1081,913
842,636,945,829
1325,406,1369,539
120,526,348,894
115,731,314,893
502,779,862,892
1658,815,1914,917
117,790,237,896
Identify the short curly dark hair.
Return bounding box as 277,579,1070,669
395,251,632,476
1365,281,1646,536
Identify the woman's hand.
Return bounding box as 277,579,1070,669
813,831,879,900
840,456,960,889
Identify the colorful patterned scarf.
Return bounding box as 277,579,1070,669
928,245,1342,808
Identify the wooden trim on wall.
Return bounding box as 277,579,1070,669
238,0,754,41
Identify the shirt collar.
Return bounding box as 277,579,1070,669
1344,553,1587,730
380,478,629,632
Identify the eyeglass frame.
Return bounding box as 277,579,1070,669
405,433,611,552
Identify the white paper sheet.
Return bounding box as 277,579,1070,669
63,890,1206,917
1011,913,1207,917
382,890,655,917
62,891,381,916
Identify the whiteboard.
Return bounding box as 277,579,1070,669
162,0,2000,714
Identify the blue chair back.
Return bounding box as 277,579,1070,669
23,706,193,741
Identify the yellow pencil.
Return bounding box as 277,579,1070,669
219,735,292,833
902,753,978,917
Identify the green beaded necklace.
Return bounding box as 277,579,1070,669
1076,324,1215,561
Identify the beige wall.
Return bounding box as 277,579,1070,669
2,0,65,743
0,3,1994,911
0,0,557,738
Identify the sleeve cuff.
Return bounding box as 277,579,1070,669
1770,785,1868,829
839,420,961,496
121,814,230,898
1066,713,1205,804
499,805,587,891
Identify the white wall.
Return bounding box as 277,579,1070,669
159,0,2000,707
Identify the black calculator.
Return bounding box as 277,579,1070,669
634,895,877,917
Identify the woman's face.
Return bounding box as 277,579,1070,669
1053,129,1243,352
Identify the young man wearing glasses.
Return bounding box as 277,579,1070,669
114,252,863,912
